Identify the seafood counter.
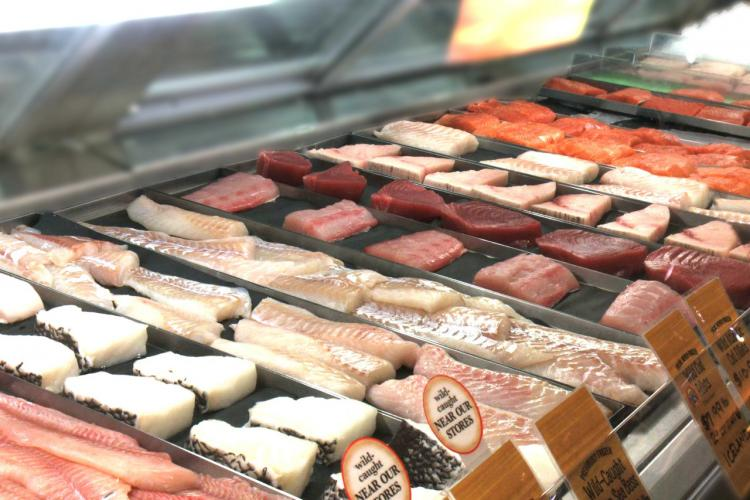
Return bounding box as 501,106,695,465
1,90,746,498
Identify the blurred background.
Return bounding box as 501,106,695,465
0,0,740,218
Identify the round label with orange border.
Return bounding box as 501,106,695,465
341,437,411,500
423,375,483,454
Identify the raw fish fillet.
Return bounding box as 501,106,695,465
435,112,500,133
0,274,44,323
688,207,750,224
366,155,455,182
729,244,750,261
467,99,556,124
423,169,508,195
690,60,746,78
476,121,564,150
604,88,652,105
0,408,199,492
544,77,607,96
714,197,750,214
211,338,365,400
414,344,570,419
127,195,248,240
501,100,559,123
183,173,279,212
696,105,750,125
481,157,586,184
582,183,691,208
579,127,640,147
645,245,750,308
0,478,39,499
374,120,479,156
306,144,402,169
642,96,705,116
664,220,740,256
601,167,712,208
0,440,131,499
0,335,79,393
282,200,378,242
598,204,670,242
473,182,556,210
640,56,689,69
198,475,280,500
368,277,463,313
601,280,693,335
364,230,465,272
554,137,635,163
611,152,697,177
536,229,647,277
0,234,53,286
76,248,140,287
687,143,750,157
124,267,251,321
518,151,599,182
550,116,609,137
114,295,222,344
251,298,418,369
370,180,446,221
440,201,542,247
473,254,579,307
233,319,395,386
301,162,367,201
12,225,124,266
671,88,725,101
256,150,312,185
635,143,690,155
531,193,612,226
692,166,750,198
268,272,366,313
49,263,114,310
693,153,750,168
628,128,683,146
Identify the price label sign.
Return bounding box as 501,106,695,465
686,278,750,405
341,438,411,500
423,375,483,455
536,387,649,500
644,309,750,498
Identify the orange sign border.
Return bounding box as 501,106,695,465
341,436,412,500
423,374,484,455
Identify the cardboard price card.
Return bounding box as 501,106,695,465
687,278,750,405
644,310,750,498
536,387,649,500
341,438,411,500
423,375,483,455
451,441,544,500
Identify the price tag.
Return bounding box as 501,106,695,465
341,437,411,500
423,375,483,455
450,441,544,500
536,387,649,500
644,309,750,498
686,278,750,405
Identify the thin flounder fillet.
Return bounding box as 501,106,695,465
414,344,569,420
374,120,479,156
114,295,222,345
251,298,418,369
212,338,365,399
49,263,114,310
124,268,251,321
127,195,248,240
233,319,395,386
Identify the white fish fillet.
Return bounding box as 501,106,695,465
0,335,79,393
481,158,586,184
714,198,750,214
306,144,402,168
664,220,741,257
268,273,366,313
374,120,479,156
367,277,464,313
124,267,251,321
517,151,599,183
127,195,248,240
233,319,395,386
598,204,671,242
688,207,750,225
11,225,126,266
0,274,44,323
600,167,712,208
423,169,508,195
211,338,366,400
49,263,114,310
472,182,557,210
0,234,53,286
365,155,455,182
113,295,222,345
76,249,140,287
582,184,691,209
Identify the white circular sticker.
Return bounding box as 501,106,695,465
341,437,411,500
423,375,483,454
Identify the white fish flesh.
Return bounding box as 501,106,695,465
113,295,222,345
248,396,378,464
531,193,612,226
687,207,750,225
517,151,599,183
600,167,712,208
714,198,750,214
582,183,691,208
233,318,395,386
76,249,140,287
481,158,587,184
306,144,402,168
0,274,44,323
268,273,367,313
472,182,557,210
374,121,479,156
366,155,455,182
127,195,248,239
664,220,741,257
64,372,196,439
0,234,53,286
598,204,671,242
48,263,114,310
0,335,79,393
124,267,251,321
11,225,126,266
36,305,148,370
367,277,463,314
132,351,257,412
188,419,318,497
211,338,366,400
